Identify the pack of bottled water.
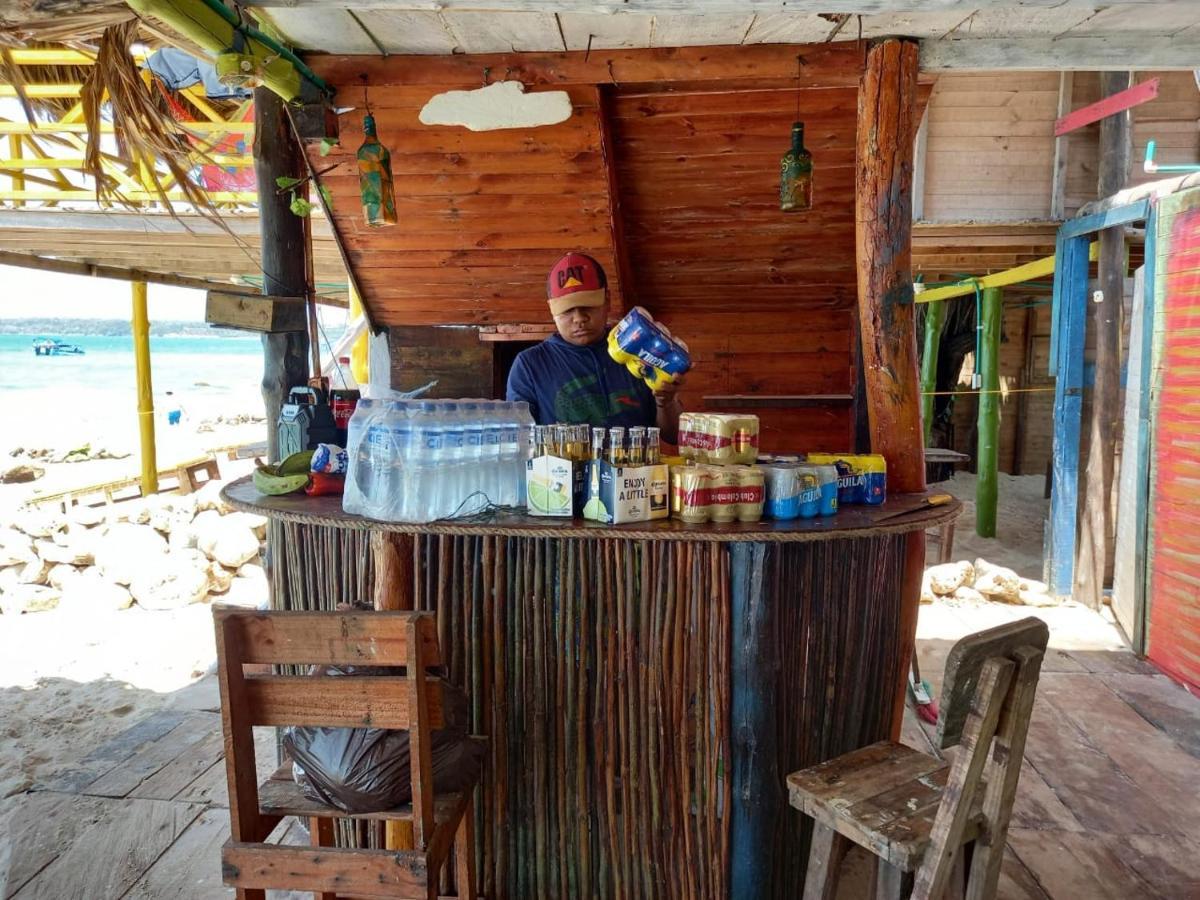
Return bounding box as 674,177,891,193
343,398,535,522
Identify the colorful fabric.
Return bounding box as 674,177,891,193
506,334,655,428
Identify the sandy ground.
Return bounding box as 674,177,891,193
932,470,1048,581
0,417,269,812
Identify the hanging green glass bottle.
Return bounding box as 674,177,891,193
779,121,813,212
357,113,397,227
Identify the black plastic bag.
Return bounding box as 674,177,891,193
282,665,485,814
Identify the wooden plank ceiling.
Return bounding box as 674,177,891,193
0,210,349,303
250,2,1200,67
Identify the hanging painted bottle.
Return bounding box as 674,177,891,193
779,121,813,212
357,113,397,227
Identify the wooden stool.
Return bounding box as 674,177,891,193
927,521,957,565
787,617,1049,900
213,607,482,900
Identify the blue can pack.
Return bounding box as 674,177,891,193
607,306,692,390
793,465,824,519
811,464,840,516
806,454,887,506
763,465,802,520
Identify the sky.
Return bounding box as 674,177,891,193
0,265,206,320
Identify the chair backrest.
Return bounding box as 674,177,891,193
212,606,445,849
913,616,1050,900
936,616,1049,750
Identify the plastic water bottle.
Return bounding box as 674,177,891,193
385,401,413,521
496,402,519,507
439,402,465,518
461,401,484,511
342,398,375,516
480,401,502,506
409,401,441,521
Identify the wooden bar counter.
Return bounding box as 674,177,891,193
224,476,959,899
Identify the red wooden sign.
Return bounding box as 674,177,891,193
1054,77,1160,136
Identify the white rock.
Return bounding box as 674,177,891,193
0,584,61,615
61,571,135,612
953,586,987,605
919,573,936,604
67,504,107,528
168,518,199,552
94,523,168,586
10,508,67,539
224,511,268,542
131,553,211,610
1018,590,1060,608
973,558,1022,603
16,554,53,586
925,561,976,596
198,521,259,569
237,561,266,582
47,563,83,591
194,480,231,514
207,561,234,595
0,527,34,567
218,575,270,609
1019,577,1049,594
37,535,95,566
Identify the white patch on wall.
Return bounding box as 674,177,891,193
418,81,572,131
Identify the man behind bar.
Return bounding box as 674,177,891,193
505,252,684,441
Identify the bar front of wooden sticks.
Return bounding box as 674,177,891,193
269,521,908,899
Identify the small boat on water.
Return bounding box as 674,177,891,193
32,337,86,356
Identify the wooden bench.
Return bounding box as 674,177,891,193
28,454,222,511
787,617,1049,900
213,607,481,900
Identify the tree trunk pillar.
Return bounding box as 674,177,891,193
855,38,926,494
253,87,310,463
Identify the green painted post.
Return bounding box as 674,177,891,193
977,287,1002,537
920,299,946,444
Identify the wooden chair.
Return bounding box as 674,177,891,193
213,606,482,900
787,617,1049,900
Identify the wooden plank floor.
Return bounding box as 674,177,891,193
2,603,1197,899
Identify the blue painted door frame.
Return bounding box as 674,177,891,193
1046,199,1151,596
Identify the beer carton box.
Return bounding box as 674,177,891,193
526,454,586,517
583,461,670,524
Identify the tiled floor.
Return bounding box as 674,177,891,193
2,603,1197,899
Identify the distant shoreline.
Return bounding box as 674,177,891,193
0,318,254,339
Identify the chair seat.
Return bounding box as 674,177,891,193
787,740,985,872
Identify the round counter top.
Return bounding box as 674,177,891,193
223,475,960,544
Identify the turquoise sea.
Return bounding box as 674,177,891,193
0,332,267,454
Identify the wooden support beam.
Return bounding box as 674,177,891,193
1050,72,1073,220
131,281,158,497
0,249,254,292
206,291,308,333
254,87,311,463
917,242,1098,305
596,85,633,315
912,105,929,223
855,38,925,494
920,36,1200,72
1076,71,1133,611
1054,77,1158,137
1047,235,1090,597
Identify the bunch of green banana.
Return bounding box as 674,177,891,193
253,450,315,495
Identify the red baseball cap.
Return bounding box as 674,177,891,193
547,252,607,317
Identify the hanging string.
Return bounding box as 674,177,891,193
795,55,802,123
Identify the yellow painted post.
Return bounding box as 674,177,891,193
131,281,159,495
8,135,23,207
349,283,369,385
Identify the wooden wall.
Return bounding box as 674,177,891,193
609,84,860,451
922,70,1200,222
305,44,891,452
